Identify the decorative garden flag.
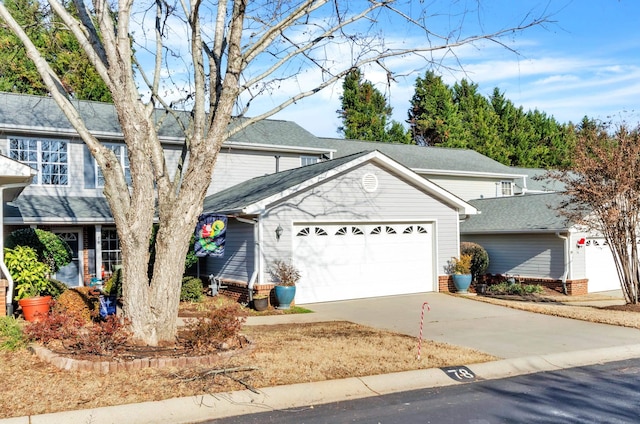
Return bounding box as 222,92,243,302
194,214,227,257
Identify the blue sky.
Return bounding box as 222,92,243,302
268,1,640,137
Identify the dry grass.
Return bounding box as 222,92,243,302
473,295,640,329
0,321,495,419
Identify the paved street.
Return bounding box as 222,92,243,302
211,358,640,424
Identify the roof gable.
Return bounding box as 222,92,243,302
203,150,476,216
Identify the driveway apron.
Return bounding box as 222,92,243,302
296,293,640,359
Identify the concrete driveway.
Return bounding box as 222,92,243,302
247,293,640,359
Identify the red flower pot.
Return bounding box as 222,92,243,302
18,296,52,322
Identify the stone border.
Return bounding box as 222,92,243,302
29,342,255,373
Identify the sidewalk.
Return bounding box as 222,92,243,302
4,291,640,424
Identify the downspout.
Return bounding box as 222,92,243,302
2,183,31,316
556,231,570,295
234,216,260,302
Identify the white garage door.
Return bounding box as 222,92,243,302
292,222,434,304
585,238,622,292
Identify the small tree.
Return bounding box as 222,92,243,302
547,124,640,304
461,242,489,282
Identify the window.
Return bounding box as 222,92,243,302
101,228,122,276
500,181,513,196
96,144,131,187
9,137,68,185
300,156,319,166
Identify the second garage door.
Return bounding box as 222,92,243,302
292,222,434,304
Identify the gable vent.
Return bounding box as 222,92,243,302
362,173,378,192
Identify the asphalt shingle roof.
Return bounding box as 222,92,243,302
202,151,372,214
317,138,524,176
0,92,320,146
5,195,113,222
460,193,573,233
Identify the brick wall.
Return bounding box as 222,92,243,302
439,274,589,296
218,280,276,306
0,279,7,317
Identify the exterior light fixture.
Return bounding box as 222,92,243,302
275,224,283,241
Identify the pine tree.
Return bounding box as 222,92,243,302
0,0,110,101
408,71,465,146
338,68,410,143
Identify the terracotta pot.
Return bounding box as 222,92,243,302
18,296,52,322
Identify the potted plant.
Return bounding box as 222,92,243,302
5,246,53,321
252,293,269,311
451,254,473,294
270,260,300,309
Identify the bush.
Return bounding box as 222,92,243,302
0,317,26,351
24,309,84,344
24,311,130,356
54,287,100,323
182,304,247,354
270,260,301,286
181,276,204,302
486,281,544,296
460,242,489,281
103,268,123,298
69,315,131,355
5,228,72,273
5,246,52,299
43,278,68,299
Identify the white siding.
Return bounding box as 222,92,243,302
426,174,516,201
207,150,310,195
462,233,566,279
261,162,459,281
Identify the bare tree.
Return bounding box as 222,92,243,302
0,0,550,345
549,124,640,304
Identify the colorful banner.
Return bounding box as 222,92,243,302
194,214,227,257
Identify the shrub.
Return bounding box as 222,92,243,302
43,278,68,299
460,242,489,281
451,254,472,274
5,246,52,299
182,304,247,353
0,317,26,351
70,315,131,355
270,260,301,286
24,309,84,344
103,268,123,298
54,287,100,323
486,281,544,296
181,276,203,302
5,228,72,273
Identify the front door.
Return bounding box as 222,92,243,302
54,230,82,287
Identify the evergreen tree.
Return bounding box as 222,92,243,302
338,68,410,143
0,0,110,101
408,71,465,146
452,79,508,163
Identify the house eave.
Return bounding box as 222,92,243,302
461,228,571,235
414,168,528,179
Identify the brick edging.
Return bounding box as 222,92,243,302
29,342,255,374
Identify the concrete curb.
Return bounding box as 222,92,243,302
5,343,640,424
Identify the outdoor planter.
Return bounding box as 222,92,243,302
452,274,472,294
18,296,52,322
253,296,269,311
275,285,296,309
